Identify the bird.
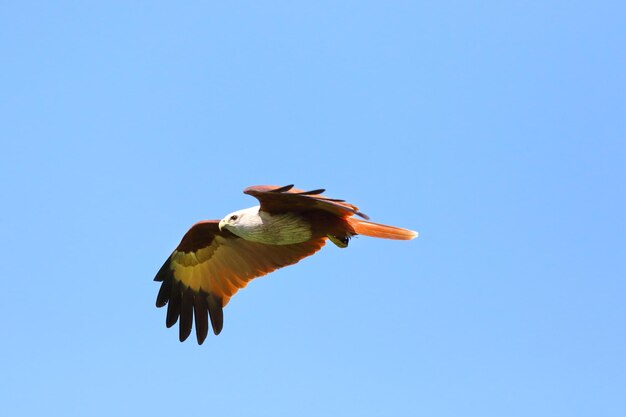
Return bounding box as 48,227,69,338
154,184,418,344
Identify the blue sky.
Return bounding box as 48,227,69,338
1,2,625,416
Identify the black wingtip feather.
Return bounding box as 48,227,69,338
193,293,209,345
271,184,294,193
155,257,175,307
295,188,326,196
154,257,173,282
179,289,194,342
165,281,182,328
155,276,172,308
207,294,224,335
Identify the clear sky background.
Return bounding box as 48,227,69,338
1,2,625,416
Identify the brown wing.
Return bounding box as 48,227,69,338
244,184,370,220
154,220,326,344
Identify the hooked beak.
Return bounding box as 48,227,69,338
218,219,226,231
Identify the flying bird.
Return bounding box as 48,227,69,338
154,184,418,344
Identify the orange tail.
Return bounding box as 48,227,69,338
347,218,418,240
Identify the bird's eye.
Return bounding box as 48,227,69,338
230,215,238,221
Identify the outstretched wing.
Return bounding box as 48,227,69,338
244,184,370,220
154,221,326,344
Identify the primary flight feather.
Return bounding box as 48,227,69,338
154,184,418,344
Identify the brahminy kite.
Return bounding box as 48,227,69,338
154,185,417,344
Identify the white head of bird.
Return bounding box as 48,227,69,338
218,205,312,245
218,206,261,232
